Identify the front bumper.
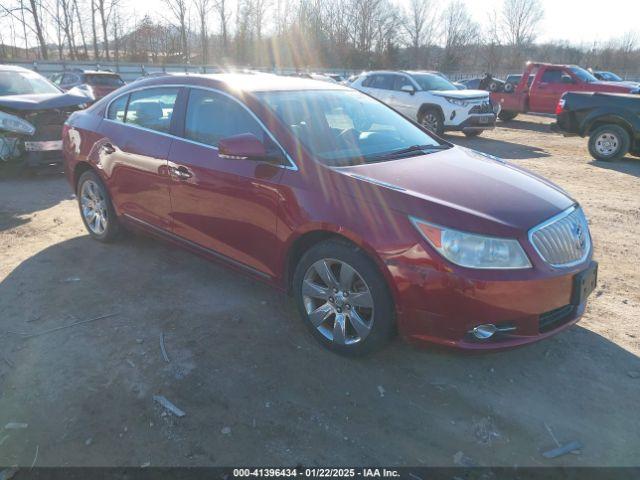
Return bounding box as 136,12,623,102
388,252,595,351
445,114,497,132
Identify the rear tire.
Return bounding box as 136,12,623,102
77,169,121,242
498,110,518,122
418,107,444,136
588,124,630,161
293,239,395,356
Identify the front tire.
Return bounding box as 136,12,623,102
293,239,395,356
463,130,483,137
77,169,121,242
498,110,518,121
419,107,444,136
588,124,630,161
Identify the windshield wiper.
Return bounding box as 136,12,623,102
367,144,450,161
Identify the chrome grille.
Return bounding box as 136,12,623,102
529,206,591,267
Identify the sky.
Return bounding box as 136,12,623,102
465,0,639,44
124,0,638,46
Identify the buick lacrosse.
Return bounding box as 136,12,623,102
63,73,597,355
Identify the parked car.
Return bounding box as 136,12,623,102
351,70,497,136
492,62,639,121
50,69,125,100
0,65,90,167
63,73,597,355
589,69,640,89
327,74,345,83
555,91,640,161
459,77,483,89
504,73,534,92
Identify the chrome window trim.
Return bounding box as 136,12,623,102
527,204,592,268
103,83,298,171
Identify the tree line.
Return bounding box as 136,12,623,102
1,0,639,77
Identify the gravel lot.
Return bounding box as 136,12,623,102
1,114,639,467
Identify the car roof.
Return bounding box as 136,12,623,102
130,72,348,92
0,65,33,73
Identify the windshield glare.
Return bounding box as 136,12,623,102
568,66,598,83
257,90,442,166
0,71,61,96
410,73,457,91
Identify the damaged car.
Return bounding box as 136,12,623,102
0,65,90,168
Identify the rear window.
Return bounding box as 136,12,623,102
86,74,124,87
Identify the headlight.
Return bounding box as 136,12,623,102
0,111,36,135
410,217,532,269
445,97,468,107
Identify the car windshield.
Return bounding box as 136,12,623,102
410,73,457,91
0,70,61,96
86,74,124,87
568,66,598,83
256,89,444,167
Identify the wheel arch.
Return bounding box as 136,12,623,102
417,103,444,122
584,115,634,142
73,161,97,192
283,226,400,309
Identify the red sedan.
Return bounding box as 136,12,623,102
62,73,597,355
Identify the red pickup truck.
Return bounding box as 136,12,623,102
492,62,639,121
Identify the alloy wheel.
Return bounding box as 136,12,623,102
421,113,440,133
80,180,108,235
302,258,374,346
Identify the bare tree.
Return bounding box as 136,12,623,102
91,0,100,58
440,0,479,71
73,0,90,58
213,0,230,55
403,0,437,67
193,0,211,63
163,0,190,61
1,0,49,58
500,0,543,49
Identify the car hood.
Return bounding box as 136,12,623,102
430,89,489,100
0,92,91,111
590,81,638,92
332,146,574,235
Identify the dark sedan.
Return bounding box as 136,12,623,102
62,73,597,355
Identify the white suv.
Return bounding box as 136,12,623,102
351,70,498,136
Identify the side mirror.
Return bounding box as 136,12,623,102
218,133,284,163
400,84,416,95
561,75,574,84
219,133,268,160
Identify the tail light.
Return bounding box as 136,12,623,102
555,96,566,115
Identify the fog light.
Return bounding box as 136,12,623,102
471,324,497,340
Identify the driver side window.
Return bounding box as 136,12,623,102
393,75,414,91
184,89,265,147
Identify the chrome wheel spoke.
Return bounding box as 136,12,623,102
302,279,330,299
314,260,339,289
309,302,333,327
333,313,347,345
348,290,373,308
338,263,356,291
348,309,371,338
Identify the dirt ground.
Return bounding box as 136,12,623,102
0,114,639,468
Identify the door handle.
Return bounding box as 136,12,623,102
170,165,193,180
102,142,116,154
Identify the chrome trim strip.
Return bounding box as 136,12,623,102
103,83,298,171
527,205,592,268
122,213,271,279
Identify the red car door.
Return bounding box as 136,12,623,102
99,87,180,231
529,68,569,113
166,88,287,278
